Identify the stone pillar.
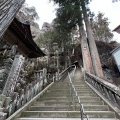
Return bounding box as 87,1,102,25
43,68,47,84
0,112,7,120
2,55,25,96
9,45,18,58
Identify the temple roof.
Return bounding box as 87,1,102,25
4,18,45,58
113,25,120,34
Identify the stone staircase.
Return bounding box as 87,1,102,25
14,69,119,120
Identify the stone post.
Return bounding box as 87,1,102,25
2,55,25,96
43,68,47,84
9,45,18,58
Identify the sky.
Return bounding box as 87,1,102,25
25,0,120,43
25,0,57,28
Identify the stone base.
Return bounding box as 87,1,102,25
0,112,7,120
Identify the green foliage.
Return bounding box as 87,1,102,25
36,29,65,52
36,30,54,48
51,0,83,43
90,12,114,42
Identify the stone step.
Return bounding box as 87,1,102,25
38,97,101,102
52,87,91,90
75,88,92,90
76,91,95,94
30,105,109,111
43,92,97,97
39,97,70,100
34,101,72,106
30,106,73,111
17,118,119,120
77,92,95,95
51,85,89,89
48,88,92,91
38,98,104,104
47,89,93,92
41,95,97,99
74,85,88,87
44,90,96,95
44,93,70,96
48,88,70,91
53,82,69,84
72,81,85,83
35,100,104,105
49,88,69,91
52,85,69,88
9,71,118,119
74,87,91,89
83,105,109,111
46,89,70,92
21,111,116,118
73,83,89,86
73,84,89,86
77,94,98,97
51,85,69,87
39,96,101,101
34,100,104,106
82,102,104,105
52,84,88,87
46,90,94,94
39,97,98,102
53,83,69,85
45,91,70,94
42,94,71,97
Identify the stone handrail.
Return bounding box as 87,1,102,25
0,65,76,119
2,66,73,118
68,67,89,120
59,65,74,81
2,70,49,119
0,64,49,118
85,72,120,108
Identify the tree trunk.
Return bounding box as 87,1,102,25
64,41,68,69
79,25,94,74
83,12,104,78
62,38,68,69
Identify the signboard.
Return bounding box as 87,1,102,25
3,55,25,96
